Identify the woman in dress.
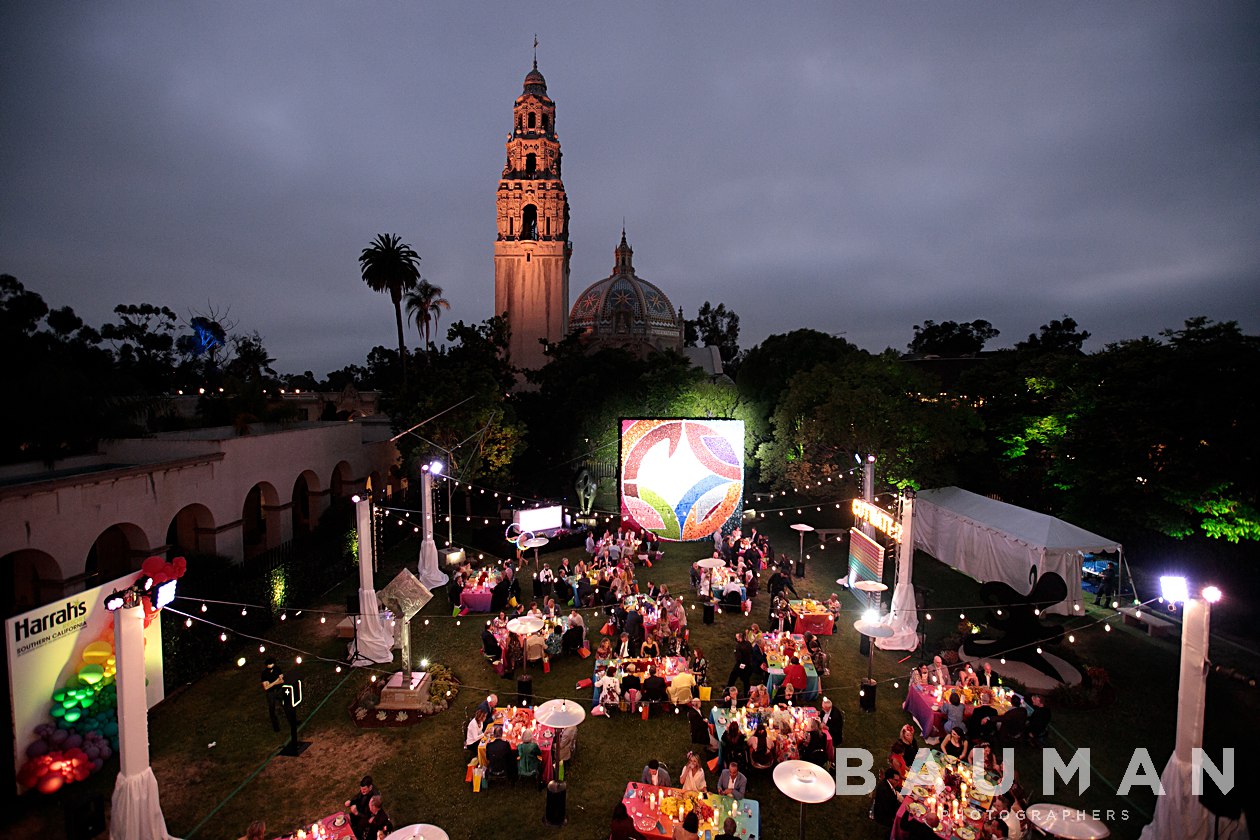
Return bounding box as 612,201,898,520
640,633,661,658
596,636,615,660
688,647,708,686
679,752,707,792
597,665,621,714
748,723,775,770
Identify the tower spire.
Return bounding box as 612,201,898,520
533,34,538,70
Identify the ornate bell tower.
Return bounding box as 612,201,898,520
494,56,572,371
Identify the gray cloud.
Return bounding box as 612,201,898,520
2,2,1256,374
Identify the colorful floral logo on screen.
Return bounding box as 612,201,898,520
620,419,744,542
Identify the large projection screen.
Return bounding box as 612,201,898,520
620,418,744,542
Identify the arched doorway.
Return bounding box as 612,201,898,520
166,504,217,557
1,549,62,618
241,482,281,561
331,461,353,500
85,522,150,588
292,470,321,534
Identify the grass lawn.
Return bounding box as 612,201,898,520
7,515,1248,840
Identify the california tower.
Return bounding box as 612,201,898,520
494,57,572,371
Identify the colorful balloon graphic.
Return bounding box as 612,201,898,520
620,419,743,541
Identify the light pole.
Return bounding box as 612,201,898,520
417,461,448,590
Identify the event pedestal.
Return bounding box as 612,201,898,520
859,679,877,712
378,671,430,711
703,603,715,625
544,780,568,827
517,674,534,707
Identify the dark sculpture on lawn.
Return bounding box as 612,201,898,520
963,568,1068,683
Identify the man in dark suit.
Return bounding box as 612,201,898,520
624,607,645,650
820,697,844,745
640,758,671,787
620,663,643,698
872,768,903,827
726,632,754,694
642,665,668,704
484,726,517,781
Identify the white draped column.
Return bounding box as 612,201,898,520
351,497,395,665
109,604,174,840
878,494,919,651
417,466,448,590
1140,596,1247,840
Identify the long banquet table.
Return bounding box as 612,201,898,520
471,706,555,784
709,704,832,766
789,599,834,635
891,749,1002,840
902,684,1015,738
759,632,820,699
591,655,690,704
621,781,759,839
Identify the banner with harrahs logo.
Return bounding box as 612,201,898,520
5,572,164,790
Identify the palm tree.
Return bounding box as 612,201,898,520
404,279,451,352
359,234,421,387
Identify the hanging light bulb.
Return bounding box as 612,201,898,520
200,603,208,613
259,645,266,653
220,632,227,642
295,655,303,664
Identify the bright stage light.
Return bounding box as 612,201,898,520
1160,576,1190,604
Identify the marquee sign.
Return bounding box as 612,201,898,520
852,498,902,541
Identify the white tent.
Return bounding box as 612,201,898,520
912,487,1121,616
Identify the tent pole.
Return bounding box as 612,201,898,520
1119,547,1139,605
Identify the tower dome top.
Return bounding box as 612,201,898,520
523,61,547,95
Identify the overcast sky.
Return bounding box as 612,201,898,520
2,2,1257,376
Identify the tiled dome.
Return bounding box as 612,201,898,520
569,234,682,343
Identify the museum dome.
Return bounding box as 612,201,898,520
569,233,683,349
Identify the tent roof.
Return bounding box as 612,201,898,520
916,487,1121,554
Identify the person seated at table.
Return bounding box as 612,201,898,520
898,809,942,840
970,703,999,741
620,662,642,698
717,760,748,800
464,708,487,754
679,751,707,792
609,802,643,840
910,663,931,686
598,665,621,713
595,636,615,659
892,723,919,764
344,774,378,840
1026,694,1051,746
995,792,1025,839
714,817,739,840
943,691,967,735
801,718,828,767
773,681,797,706
748,722,774,770
958,663,979,688
362,794,393,840
888,741,909,777
668,667,697,705
576,575,595,608
929,655,951,688
640,633,661,658
524,630,546,664
640,757,671,787
645,580,661,599
825,592,843,617
942,727,969,759
545,624,564,657
516,729,544,789
872,767,903,826
720,721,750,769
481,626,502,661
491,610,508,630
672,810,700,840
642,665,669,704
803,633,830,676
768,594,793,633
476,693,498,718
484,725,517,781
783,656,808,692
553,576,573,606
615,631,634,659
527,600,543,617
820,697,844,745
979,660,999,687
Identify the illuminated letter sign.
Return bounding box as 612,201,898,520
851,499,902,541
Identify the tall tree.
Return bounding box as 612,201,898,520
685,301,741,367
404,279,451,351
359,233,422,387
908,319,1000,357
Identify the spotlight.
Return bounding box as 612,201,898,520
1202,586,1223,603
